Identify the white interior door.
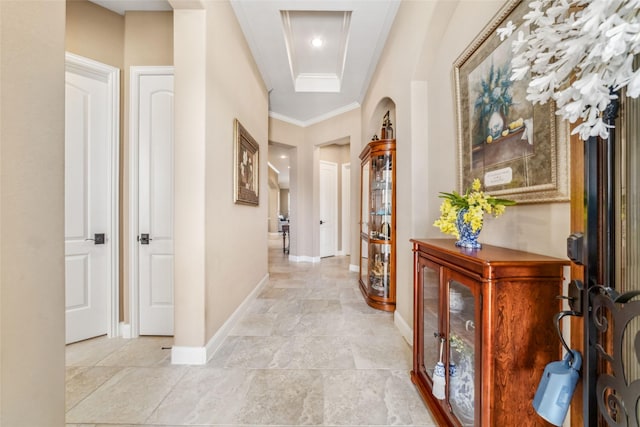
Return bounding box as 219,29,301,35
65,54,119,344
133,68,174,336
320,160,338,258
341,163,351,256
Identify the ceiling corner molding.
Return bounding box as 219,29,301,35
168,0,204,10
90,0,172,15
303,102,360,127
269,111,308,128
270,101,360,128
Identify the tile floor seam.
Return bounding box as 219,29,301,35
94,341,133,367
143,365,194,425
66,240,435,426
65,366,125,414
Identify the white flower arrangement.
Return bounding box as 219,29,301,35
498,0,640,140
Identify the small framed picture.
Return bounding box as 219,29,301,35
233,119,259,206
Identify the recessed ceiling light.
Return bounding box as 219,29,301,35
311,37,323,48
280,155,288,159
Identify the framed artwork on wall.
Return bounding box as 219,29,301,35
453,0,569,203
234,118,259,206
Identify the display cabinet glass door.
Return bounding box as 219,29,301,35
360,161,369,289
369,154,392,241
447,279,477,427
420,257,441,383
368,242,390,297
361,162,369,236
360,238,368,288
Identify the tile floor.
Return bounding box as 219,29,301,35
65,238,436,426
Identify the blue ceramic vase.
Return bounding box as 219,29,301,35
455,209,482,249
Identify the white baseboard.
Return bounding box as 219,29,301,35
171,346,207,365
349,264,359,272
119,322,132,339
394,310,413,347
204,273,270,361
170,273,270,365
288,255,320,263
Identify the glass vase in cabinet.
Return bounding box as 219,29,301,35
359,138,396,311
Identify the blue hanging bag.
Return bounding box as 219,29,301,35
532,350,582,426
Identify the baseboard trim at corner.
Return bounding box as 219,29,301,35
171,273,270,365
119,322,132,339
349,264,359,272
394,311,413,347
171,346,207,365
204,272,270,362
288,255,321,263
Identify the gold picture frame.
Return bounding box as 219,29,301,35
453,0,569,203
234,119,259,206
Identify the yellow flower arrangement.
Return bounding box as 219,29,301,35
434,179,515,238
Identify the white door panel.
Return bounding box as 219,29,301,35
137,72,174,336
65,58,113,344
320,161,338,258
341,163,351,256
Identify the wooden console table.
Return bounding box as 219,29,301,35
411,238,568,426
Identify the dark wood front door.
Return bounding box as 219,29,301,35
570,94,640,426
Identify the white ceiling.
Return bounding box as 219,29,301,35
90,0,399,127
90,0,172,14
90,0,399,185
232,0,400,126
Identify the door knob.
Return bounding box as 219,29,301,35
138,234,152,245
320,220,325,225
85,233,105,245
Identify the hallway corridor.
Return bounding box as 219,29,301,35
65,238,436,426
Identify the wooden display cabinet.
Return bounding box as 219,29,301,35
411,238,568,426
359,139,396,311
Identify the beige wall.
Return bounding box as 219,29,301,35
362,0,571,331
66,0,124,67
202,1,269,344
1,1,66,425
268,167,280,232
280,188,289,216
269,108,361,262
361,0,438,328
306,110,361,262
173,7,207,347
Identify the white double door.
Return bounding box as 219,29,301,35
65,54,118,344
132,68,175,336
65,61,175,343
